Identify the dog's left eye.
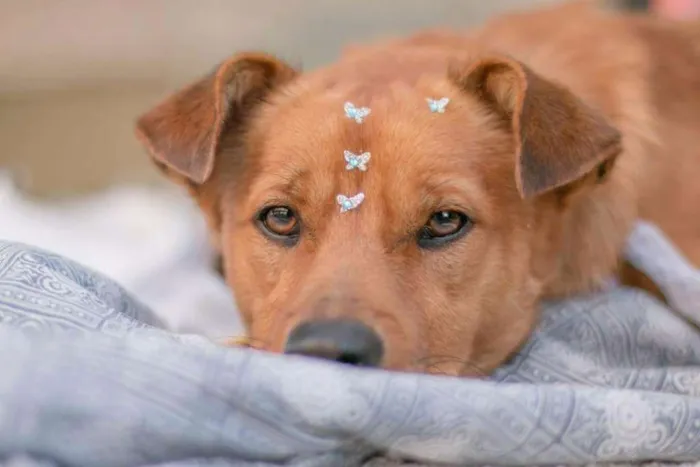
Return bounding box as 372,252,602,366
257,206,300,243
418,210,473,248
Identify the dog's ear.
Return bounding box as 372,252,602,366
135,53,297,185
453,56,622,199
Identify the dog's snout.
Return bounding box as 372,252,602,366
284,319,384,367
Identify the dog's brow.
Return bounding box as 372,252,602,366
423,178,459,197
420,176,490,219
261,166,310,190
245,167,312,207
423,177,481,200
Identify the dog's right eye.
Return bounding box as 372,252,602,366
257,206,300,244
417,210,473,249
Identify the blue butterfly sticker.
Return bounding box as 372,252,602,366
336,193,365,213
426,97,450,113
344,150,371,171
344,102,371,124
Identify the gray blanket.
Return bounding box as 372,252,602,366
0,221,699,467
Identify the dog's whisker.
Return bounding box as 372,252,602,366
214,335,270,349
213,335,249,347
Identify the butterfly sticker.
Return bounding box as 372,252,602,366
336,193,365,213
344,150,371,171
344,101,371,124
426,97,450,113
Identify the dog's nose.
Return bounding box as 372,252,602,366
284,319,384,367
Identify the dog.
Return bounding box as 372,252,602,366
135,1,700,376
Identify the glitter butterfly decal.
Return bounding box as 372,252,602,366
336,193,365,213
426,97,450,113
344,150,371,171
344,102,371,123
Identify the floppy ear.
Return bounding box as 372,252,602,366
135,53,297,185
453,56,622,199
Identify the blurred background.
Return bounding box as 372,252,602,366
0,0,696,336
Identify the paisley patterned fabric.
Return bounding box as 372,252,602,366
0,221,698,467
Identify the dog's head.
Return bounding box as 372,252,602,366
136,50,621,376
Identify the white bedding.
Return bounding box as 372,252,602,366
0,171,242,338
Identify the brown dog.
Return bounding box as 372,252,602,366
135,1,700,376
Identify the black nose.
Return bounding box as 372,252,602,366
284,319,384,367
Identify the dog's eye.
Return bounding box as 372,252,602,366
426,211,467,237
258,206,300,241
418,210,473,248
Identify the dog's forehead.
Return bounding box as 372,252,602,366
258,81,501,179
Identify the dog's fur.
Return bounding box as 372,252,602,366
135,1,700,376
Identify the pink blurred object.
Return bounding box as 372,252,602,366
652,0,700,19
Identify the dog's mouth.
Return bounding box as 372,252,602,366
415,355,490,377
221,334,491,377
